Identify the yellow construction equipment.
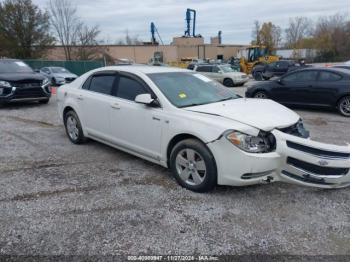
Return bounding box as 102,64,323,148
240,45,279,74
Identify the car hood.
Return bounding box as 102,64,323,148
184,98,299,131
0,72,45,82
53,73,77,78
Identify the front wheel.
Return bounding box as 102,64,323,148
170,139,217,192
64,110,87,144
338,96,350,117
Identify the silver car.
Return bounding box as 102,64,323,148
40,67,78,86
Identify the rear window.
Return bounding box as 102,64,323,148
89,75,115,95
196,66,212,72
319,71,342,81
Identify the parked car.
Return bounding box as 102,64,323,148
194,64,249,86
57,66,350,192
345,61,350,66
333,65,350,70
252,60,304,81
0,59,51,104
40,66,77,86
246,68,350,117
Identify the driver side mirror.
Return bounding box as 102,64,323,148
34,69,40,73
135,93,158,106
218,70,223,74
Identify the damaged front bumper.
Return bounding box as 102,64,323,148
274,130,350,188
208,129,350,188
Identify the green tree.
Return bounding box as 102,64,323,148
259,22,282,52
0,0,54,58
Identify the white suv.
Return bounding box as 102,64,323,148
57,66,350,192
194,64,249,87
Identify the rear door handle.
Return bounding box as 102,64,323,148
110,103,121,110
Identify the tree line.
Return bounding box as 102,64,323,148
252,14,350,62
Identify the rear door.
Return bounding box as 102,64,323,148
313,70,343,106
77,71,117,140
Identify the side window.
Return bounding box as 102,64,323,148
197,66,212,72
212,66,220,73
282,72,298,82
89,75,115,95
82,77,91,90
283,71,318,82
116,76,147,101
278,61,289,69
319,71,342,81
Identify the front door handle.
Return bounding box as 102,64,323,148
77,95,84,101
110,103,121,110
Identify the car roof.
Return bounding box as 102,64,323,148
0,58,22,62
294,67,350,74
95,65,190,74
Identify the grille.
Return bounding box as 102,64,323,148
11,80,42,88
287,157,349,176
14,87,46,99
286,141,350,159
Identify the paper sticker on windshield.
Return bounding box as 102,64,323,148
178,92,187,99
15,61,27,67
193,74,212,82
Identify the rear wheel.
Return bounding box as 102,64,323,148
170,139,217,193
223,78,234,87
253,91,268,99
338,96,350,117
64,110,86,144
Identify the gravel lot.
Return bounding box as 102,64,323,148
0,84,349,257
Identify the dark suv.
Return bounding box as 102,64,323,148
252,60,303,81
0,59,51,104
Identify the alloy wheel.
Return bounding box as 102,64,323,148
339,96,350,116
175,148,207,186
66,115,79,141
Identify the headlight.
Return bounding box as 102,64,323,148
0,80,11,88
225,130,276,153
42,78,50,86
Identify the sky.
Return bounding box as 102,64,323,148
32,0,350,45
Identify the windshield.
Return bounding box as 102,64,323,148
219,65,235,73
148,72,239,108
0,60,33,73
51,67,69,73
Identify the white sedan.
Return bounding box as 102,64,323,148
57,66,350,192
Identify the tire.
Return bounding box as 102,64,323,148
64,110,87,144
253,91,268,99
39,98,50,104
169,139,217,193
223,78,234,87
253,71,264,81
337,96,350,117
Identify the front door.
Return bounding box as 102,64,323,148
109,73,163,161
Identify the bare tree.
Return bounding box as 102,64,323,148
116,30,142,45
251,20,261,45
75,25,101,60
48,0,81,60
285,17,312,48
259,22,282,52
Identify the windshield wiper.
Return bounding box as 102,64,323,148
179,102,208,108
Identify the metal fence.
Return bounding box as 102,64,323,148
23,59,106,76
